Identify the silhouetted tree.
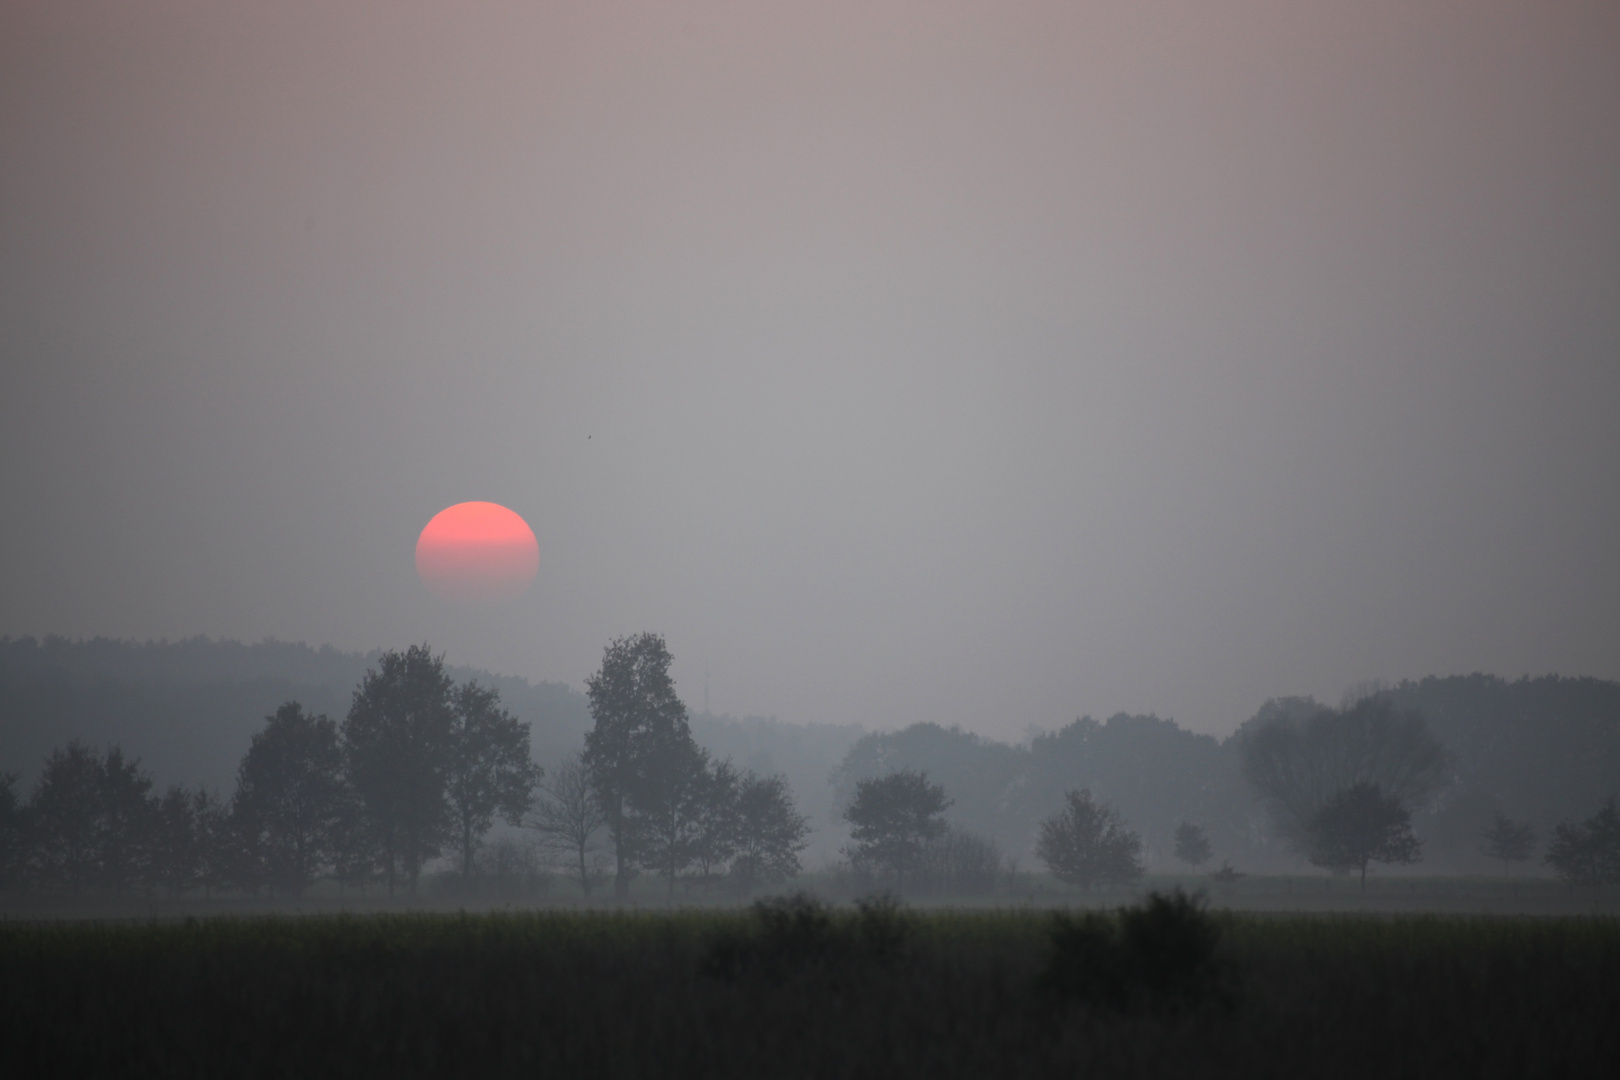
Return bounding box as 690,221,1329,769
149,784,202,896
529,756,609,897
330,791,385,897
1239,695,1447,855
92,747,156,897
1306,781,1422,890
688,758,741,887
233,702,347,895
730,772,811,894
1480,811,1536,876
0,773,21,898
1173,822,1213,869
27,743,113,898
627,729,712,900
343,645,456,895
1035,788,1145,891
843,769,951,892
446,681,540,878
190,787,232,897
582,633,688,899
1545,798,1620,897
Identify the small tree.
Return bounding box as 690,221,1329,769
446,681,540,878
1479,812,1535,876
729,773,811,894
843,770,951,892
1545,798,1620,898
529,756,609,897
1307,781,1421,891
688,759,741,888
1035,788,1145,891
1173,822,1213,870
149,784,201,897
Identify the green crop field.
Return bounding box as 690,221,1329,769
4,899,1617,1078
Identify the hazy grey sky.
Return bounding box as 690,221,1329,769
3,0,1617,739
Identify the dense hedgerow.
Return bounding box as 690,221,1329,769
3,903,1619,1078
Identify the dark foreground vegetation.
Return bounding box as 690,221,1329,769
5,896,1618,1079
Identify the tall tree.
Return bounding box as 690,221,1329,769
234,702,348,895
582,633,689,899
529,756,609,897
446,681,540,877
1239,695,1447,855
1306,781,1422,890
843,769,951,892
729,772,811,894
343,645,456,895
1034,788,1145,891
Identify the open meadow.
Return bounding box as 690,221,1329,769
5,893,1618,1079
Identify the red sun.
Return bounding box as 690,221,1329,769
415,502,539,604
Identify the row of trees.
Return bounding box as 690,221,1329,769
7,633,1613,900
838,770,1148,894
0,646,540,899
0,638,817,902
843,767,1427,896
1237,694,1620,891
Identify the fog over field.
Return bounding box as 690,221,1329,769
3,1,1618,741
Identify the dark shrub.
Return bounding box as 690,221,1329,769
703,892,835,981
752,891,836,964
1038,911,1126,1006
1118,890,1222,1002
853,892,911,963
1040,890,1222,1010
704,891,913,982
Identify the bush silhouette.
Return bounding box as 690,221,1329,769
1040,890,1222,1009
703,891,913,982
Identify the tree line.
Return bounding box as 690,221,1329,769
0,638,811,903
838,694,1620,896
4,636,1617,901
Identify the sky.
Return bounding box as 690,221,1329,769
2,0,1617,740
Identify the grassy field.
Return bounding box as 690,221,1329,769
4,898,1618,1078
